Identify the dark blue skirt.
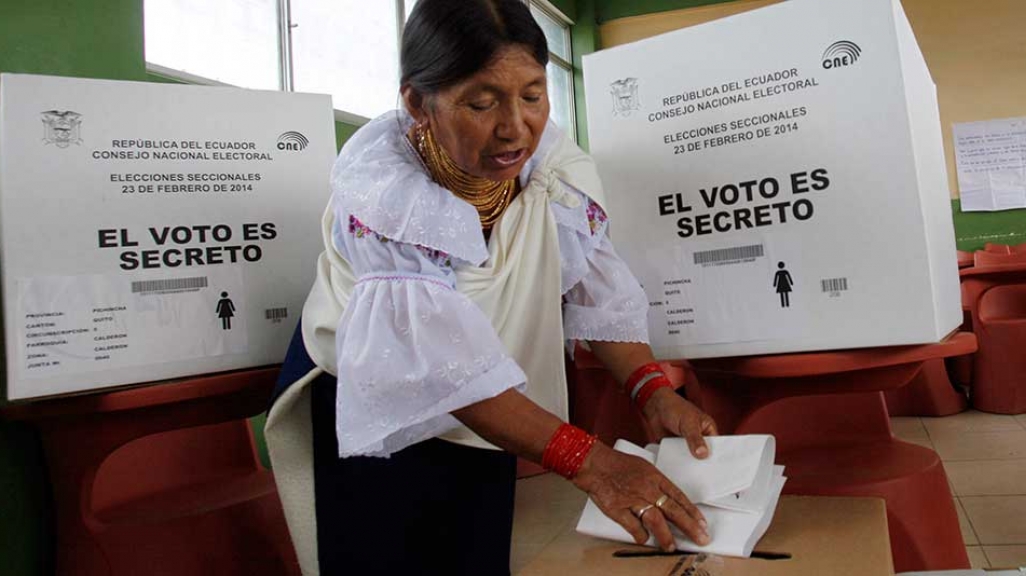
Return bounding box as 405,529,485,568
273,323,517,575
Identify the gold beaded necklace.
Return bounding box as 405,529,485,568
412,123,518,230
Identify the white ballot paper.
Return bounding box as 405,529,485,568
576,436,785,557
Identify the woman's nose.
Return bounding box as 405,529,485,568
495,102,528,142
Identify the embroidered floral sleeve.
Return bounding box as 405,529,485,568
348,215,384,241
562,233,650,346
553,186,649,348
348,214,454,270
586,199,608,236
415,246,453,269
329,207,525,457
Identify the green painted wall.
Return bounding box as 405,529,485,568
596,0,730,22
571,0,598,150
952,201,1026,251
335,121,360,151
0,0,147,81
549,0,577,18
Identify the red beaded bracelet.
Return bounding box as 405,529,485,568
542,423,597,479
624,362,675,411
634,374,675,411
624,362,663,397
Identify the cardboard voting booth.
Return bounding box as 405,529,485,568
0,74,336,400
583,0,962,359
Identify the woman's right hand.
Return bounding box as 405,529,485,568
571,442,710,552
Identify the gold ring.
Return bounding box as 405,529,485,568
654,494,669,509
635,504,655,519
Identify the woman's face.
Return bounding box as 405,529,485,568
405,45,550,182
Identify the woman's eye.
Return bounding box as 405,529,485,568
469,101,495,111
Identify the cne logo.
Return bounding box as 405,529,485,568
276,131,309,151
821,40,862,69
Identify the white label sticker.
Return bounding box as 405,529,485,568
16,267,248,377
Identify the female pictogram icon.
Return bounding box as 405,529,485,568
216,291,236,330
773,262,794,308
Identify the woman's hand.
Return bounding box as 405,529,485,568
641,388,718,457
572,442,710,552
584,342,718,456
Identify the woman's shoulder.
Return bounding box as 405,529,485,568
531,122,608,208
329,111,489,266
531,123,609,240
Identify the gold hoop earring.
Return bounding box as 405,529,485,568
415,122,429,155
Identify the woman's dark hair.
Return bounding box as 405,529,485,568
401,0,549,94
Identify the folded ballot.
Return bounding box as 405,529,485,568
576,435,785,557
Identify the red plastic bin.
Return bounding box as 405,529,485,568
2,369,299,576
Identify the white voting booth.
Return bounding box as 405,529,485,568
584,0,962,359
0,74,336,400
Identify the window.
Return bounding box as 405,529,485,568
289,1,402,120
144,0,281,90
404,0,419,20
145,0,575,138
528,2,575,140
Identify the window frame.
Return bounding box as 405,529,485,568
525,0,576,141
144,0,576,134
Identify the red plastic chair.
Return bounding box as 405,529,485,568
884,358,967,416
2,369,299,576
961,263,1026,413
957,250,975,269
951,257,978,386
974,249,1026,267
983,242,1026,254
972,284,1026,413
687,333,977,573
983,242,1014,254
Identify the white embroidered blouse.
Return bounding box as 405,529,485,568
325,111,649,457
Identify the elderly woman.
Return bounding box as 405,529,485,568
266,0,718,574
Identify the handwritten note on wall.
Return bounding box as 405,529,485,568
954,116,1026,212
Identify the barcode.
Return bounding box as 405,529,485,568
693,244,764,265
265,307,288,321
821,278,849,292
131,276,208,294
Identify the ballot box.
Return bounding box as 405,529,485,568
583,0,961,359
519,495,894,576
0,73,336,400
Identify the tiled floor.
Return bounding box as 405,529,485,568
891,410,1026,569
509,409,1026,572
